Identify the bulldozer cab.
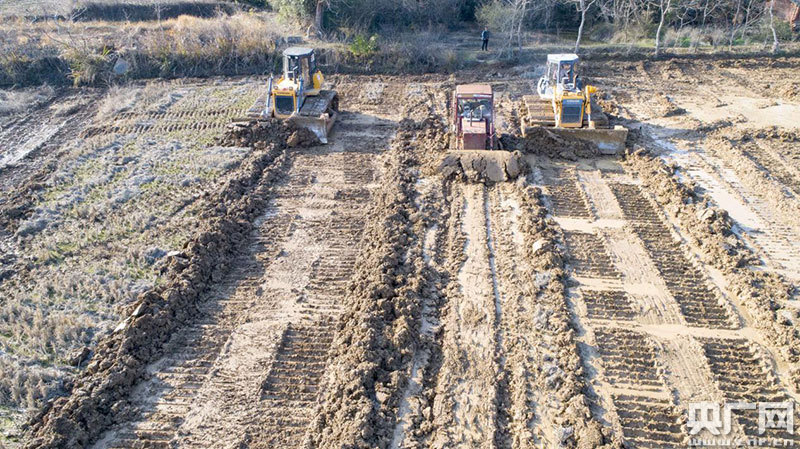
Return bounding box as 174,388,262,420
546,54,579,90
453,84,495,151
283,47,317,84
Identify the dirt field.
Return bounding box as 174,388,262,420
1,53,799,448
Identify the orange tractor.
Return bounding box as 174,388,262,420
451,84,496,151
441,83,524,182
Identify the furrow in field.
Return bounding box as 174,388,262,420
92,111,394,449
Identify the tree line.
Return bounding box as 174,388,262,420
258,0,795,55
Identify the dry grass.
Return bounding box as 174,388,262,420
0,11,288,86
0,80,259,432
95,84,138,118
0,85,55,115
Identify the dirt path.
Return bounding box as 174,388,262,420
429,182,502,448
90,110,396,449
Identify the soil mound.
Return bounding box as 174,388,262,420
220,120,321,149
439,150,527,183
502,128,600,160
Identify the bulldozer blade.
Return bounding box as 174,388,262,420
522,125,628,155
439,150,526,183
288,112,337,144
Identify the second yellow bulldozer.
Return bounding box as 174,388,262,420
247,47,339,143
521,54,627,154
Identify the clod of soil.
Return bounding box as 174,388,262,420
439,150,527,183
655,95,686,118
501,128,600,160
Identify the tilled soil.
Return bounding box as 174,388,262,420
90,110,394,449
5,56,800,449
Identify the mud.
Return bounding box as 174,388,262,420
502,129,601,160
307,118,430,449
6,58,800,449
623,148,800,390
511,183,619,449
23,120,291,448
220,120,320,149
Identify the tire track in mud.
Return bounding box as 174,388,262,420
91,111,395,449
535,157,800,449
485,184,543,448
429,182,505,448
661,140,800,283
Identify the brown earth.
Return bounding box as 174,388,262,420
1,54,800,449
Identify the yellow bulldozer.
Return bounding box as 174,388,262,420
521,54,627,154
246,47,338,143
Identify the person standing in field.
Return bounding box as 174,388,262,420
481,28,490,51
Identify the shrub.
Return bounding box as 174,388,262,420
0,52,33,85
65,46,112,87
349,34,379,58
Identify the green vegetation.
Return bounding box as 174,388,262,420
348,34,379,58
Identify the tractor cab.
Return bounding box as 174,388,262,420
453,84,495,151
537,53,581,100
282,47,317,85
271,47,326,118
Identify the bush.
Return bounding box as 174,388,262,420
752,17,793,43
0,52,32,85
476,0,515,34
588,22,616,42
664,27,704,49
349,34,379,58
65,46,112,87
608,20,655,44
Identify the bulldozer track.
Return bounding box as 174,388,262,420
540,162,689,448
700,338,800,442
562,231,623,279
582,290,637,321
662,142,800,282
544,166,595,219
609,182,736,329
743,141,800,200
93,111,394,449
536,158,800,449
594,328,686,448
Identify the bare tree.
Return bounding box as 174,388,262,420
512,0,532,50
477,0,531,56
152,0,164,23
654,0,673,57
768,0,779,53
574,0,598,53
315,0,328,34
727,0,743,49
